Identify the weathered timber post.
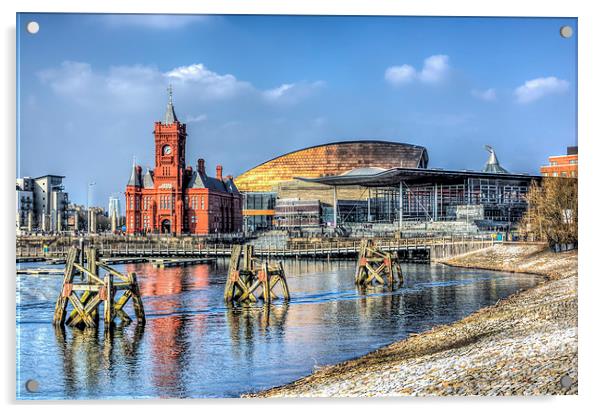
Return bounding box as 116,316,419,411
260,262,271,305
53,246,145,330
129,272,146,324
355,239,403,287
224,244,290,304
104,273,113,330
53,247,78,326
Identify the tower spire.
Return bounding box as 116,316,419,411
483,145,509,174
163,84,178,124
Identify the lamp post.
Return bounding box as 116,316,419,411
87,181,96,237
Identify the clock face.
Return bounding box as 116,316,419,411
162,145,172,155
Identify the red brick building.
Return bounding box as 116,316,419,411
125,88,242,235
540,146,578,178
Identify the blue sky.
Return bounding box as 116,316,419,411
17,14,577,208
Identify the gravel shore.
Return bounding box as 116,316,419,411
250,243,577,397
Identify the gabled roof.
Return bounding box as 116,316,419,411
223,176,240,194
186,171,240,194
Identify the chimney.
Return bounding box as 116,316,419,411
197,158,206,175
216,164,223,180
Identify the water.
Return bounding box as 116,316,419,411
16,259,540,399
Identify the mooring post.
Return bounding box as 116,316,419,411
261,262,271,305
52,247,78,326
129,272,146,325
279,261,290,300
104,273,113,330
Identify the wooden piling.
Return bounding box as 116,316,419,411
52,246,145,329
355,239,403,287
224,244,291,304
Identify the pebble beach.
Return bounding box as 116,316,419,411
250,243,577,397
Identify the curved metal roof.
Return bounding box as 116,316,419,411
235,140,429,192
296,167,540,187
243,140,428,172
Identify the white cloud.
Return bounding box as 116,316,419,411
38,61,162,107
418,55,449,84
264,83,295,100
38,61,321,111
99,14,212,30
514,77,569,104
384,65,416,86
38,61,95,95
471,88,497,102
385,54,449,86
262,81,324,104
165,63,253,100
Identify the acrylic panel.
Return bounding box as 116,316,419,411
16,13,578,399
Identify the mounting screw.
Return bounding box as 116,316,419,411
25,379,39,392
560,25,573,39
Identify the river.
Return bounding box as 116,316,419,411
16,259,540,399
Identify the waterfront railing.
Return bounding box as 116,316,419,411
16,235,500,261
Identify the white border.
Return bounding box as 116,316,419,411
2,1,600,412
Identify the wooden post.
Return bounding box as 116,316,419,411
104,273,113,330
52,247,78,326
129,272,146,325
53,246,145,330
355,239,402,287
279,261,290,300
224,244,290,304
261,262,271,305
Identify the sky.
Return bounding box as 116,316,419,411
16,14,577,209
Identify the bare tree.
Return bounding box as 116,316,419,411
519,178,578,246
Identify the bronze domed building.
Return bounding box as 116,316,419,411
234,140,428,193
234,140,428,231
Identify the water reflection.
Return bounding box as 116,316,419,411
53,323,145,399
17,260,539,399
134,264,211,398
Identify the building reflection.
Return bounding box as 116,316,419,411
128,263,211,398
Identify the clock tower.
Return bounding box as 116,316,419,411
154,85,186,186
152,85,187,235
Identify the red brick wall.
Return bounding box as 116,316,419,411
125,118,242,235
540,154,578,178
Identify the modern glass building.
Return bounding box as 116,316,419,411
242,192,277,232
235,140,428,193
301,166,539,228
236,140,428,232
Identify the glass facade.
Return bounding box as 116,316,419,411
244,192,276,210
243,192,276,232
274,199,321,228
